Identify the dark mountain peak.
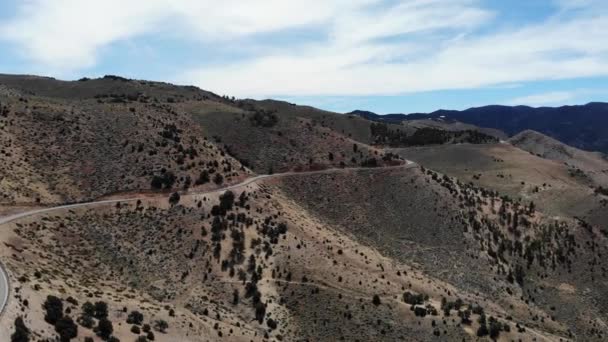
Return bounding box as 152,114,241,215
419,102,608,153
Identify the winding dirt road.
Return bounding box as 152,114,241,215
0,161,415,318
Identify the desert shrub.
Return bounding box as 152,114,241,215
11,317,30,342
372,295,381,306
94,302,108,319
514,265,525,287
131,325,141,334
267,318,278,330
458,309,472,325
43,296,64,324
77,314,95,329
66,297,79,306
127,311,144,325
250,110,278,127
471,305,484,315
81,302,95,317
211,205,224,217
55,316,78,342
361,158,378,167
413,306,427,317
489,317,502,340
150,171,176,189
213,173,224,185
403,292,425,305
153,320,168,333
219,191,235,211
232,289,240,305
168,192,181,206
255,302,266,323
96,318,113,339
477,323,489,337
596,186,608,196
477,314,488,337
195,170,210,185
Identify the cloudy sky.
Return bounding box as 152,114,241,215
1,0,607,113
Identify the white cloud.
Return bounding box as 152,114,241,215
505,91,577,106
182,13,608,97
2,0,608,98
178,0,608,97
0,0,375,70
505,87,608,107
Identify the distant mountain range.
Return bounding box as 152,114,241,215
349,102,608,154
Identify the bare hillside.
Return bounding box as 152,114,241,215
277,166,608,341
1,168,589,341
392,143,608,230
0,76,247,205
1,74,607,342
187,99,403,173
510,130,608,187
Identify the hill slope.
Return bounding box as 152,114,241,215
0,75,248,205
509,130,608,187
1,74,607,341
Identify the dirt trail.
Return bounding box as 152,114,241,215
0,161,416,318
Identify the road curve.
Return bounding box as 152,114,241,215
0,260,7,318
0,161,416,317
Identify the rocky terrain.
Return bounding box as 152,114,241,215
0,75,607,342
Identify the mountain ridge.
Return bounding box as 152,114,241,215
349,102,608,153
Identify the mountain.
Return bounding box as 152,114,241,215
1,74,607,342
350,102,608,153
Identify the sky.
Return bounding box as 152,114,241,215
0,0,607,114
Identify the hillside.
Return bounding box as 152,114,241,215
277,164,608,341
391,142,608,230
1,74,607,342
4,165,598,341
509,130,608,187
0,75,247,205
187,99,402,173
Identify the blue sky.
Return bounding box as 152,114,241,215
1,0,607,114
